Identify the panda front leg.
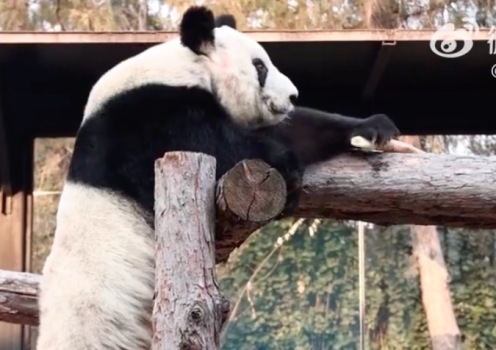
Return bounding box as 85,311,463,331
258,107,401,167
258,140,305,217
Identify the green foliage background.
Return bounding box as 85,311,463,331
217,221,496,350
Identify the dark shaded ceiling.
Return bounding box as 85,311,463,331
0,30,494,141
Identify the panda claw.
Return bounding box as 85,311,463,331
352,114,400,149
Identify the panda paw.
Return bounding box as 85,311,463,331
352,114,400,147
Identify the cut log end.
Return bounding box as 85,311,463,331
215,159,287,263
217,159,286,222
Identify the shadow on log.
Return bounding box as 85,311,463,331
2,149,496,325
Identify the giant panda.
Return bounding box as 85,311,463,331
36,6,399,350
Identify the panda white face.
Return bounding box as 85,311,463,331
207,25,298,127
82,7,298,128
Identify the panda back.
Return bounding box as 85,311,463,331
68,83,235,216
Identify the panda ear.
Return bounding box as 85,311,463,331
215,14,237,29
180,6,215,56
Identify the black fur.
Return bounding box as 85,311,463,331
253,58,268,87
68,85,399,220
215,14,237,29
259,107,399,166
179,6,215,55
68,84,303,218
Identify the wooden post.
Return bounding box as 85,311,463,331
152,151,229,350
0,134,33,350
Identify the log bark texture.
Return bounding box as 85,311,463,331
297,152,496,228
152,152,229,350
0,270,39,325
2,151,496,325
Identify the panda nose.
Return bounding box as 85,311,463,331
289,94,298,105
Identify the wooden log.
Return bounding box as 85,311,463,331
215,159,286,262
152,151,229,350
213,138,428,262
3,150,496,325
297,152,496,228
0,270,39,325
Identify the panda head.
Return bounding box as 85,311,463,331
83,6,298,128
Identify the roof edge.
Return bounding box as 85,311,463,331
0,29,492,44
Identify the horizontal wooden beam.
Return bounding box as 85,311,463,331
0,270,39,326
0,29,493,44
297,152,496,228
3,147,496,326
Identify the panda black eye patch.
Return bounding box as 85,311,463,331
252,58,268,87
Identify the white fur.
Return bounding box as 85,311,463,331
37,183,155,349
37,17,298,350
83,25,298,127
83,38,211,120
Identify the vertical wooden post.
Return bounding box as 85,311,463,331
0,137,33,350
152,151,229,350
